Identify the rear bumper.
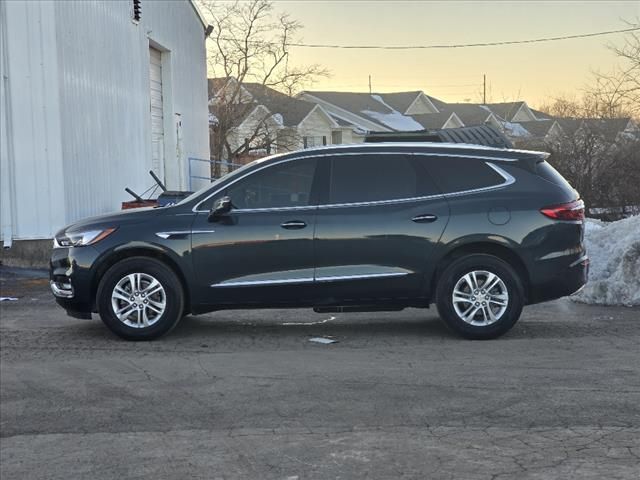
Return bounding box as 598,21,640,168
529,255,589,304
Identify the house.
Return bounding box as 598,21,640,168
208,79,338,162
515,120,563,145
553,118,639,146
298,91,444,139
1,0,210,253
299,91,520,139
483,102,539,123
298,90,640,152
411,112,464,130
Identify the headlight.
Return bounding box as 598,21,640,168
53,228,116,248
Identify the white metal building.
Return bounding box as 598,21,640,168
0,0,210,243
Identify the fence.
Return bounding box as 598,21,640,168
187,157,244,191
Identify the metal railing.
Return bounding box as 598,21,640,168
188,157,243,191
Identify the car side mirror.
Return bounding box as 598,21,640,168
209,196,232,222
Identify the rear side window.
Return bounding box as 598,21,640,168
422,157,506,194
536,161,573,190
329,154,438,204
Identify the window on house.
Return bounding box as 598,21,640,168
132,0,142,22
331,131,342,145
302,136,327,149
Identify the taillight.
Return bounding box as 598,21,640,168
540,200,585,221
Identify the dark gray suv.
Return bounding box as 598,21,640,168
50,143,588,340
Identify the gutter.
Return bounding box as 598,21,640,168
0,0,15,248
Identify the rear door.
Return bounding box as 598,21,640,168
313,153,450,302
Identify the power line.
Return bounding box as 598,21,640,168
278,27,639,50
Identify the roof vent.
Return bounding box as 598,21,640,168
132,0,141,22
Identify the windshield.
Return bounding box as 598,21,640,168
176,154,282,207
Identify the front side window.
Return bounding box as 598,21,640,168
225,158,317,210
329,154,436,204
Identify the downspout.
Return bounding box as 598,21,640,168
0,0,15,249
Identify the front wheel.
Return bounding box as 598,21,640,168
436,254,524,339
96,257,184,340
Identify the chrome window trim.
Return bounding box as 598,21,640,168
193,152,517,213
227,205,319,214
319,194,441,210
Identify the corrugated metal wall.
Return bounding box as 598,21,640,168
1,0,210,240
54,0,210,226
1,0,67,240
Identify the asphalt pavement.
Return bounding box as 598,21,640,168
1,267,639,479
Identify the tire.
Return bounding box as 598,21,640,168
436,254,524,340
96,257,184,340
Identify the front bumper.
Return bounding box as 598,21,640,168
50,245,100,317
529,255,589,304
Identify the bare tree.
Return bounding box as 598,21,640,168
537,94,584,118
198,0,328,175
539,22,640,120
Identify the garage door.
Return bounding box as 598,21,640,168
149,47,164,179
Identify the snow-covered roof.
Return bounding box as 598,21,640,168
361,95,424,131
301,91,426,131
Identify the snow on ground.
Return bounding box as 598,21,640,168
572,216,640,307
361,95,424,132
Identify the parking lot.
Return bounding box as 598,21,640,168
1,267,639,479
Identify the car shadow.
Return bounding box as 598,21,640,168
54,303,639,346
169,311,456,341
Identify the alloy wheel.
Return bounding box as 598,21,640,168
451,270,509,326
110,273,166,328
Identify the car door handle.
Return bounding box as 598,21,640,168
412,214,438,223
280,220,307,229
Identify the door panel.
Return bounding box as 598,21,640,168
190,158,319,307
191,209,317,305
314,199,449,301
313,154,449,302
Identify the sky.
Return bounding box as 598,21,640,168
268,0,640,107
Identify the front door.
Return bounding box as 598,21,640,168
190,157,319,307
313,153,449,302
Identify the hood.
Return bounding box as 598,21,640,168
61,207,165,235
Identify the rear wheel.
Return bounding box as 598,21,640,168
97,257,184,340
436,254,524,339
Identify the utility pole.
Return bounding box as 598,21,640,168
483,74,486,105
368,75,372,95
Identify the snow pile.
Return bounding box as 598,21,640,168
572,216,640,306
361,95,424,132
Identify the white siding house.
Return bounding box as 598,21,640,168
0,0,210,244
297,106,339,149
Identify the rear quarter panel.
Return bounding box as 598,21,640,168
425,164,585,302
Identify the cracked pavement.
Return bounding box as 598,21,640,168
1,268,639,479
